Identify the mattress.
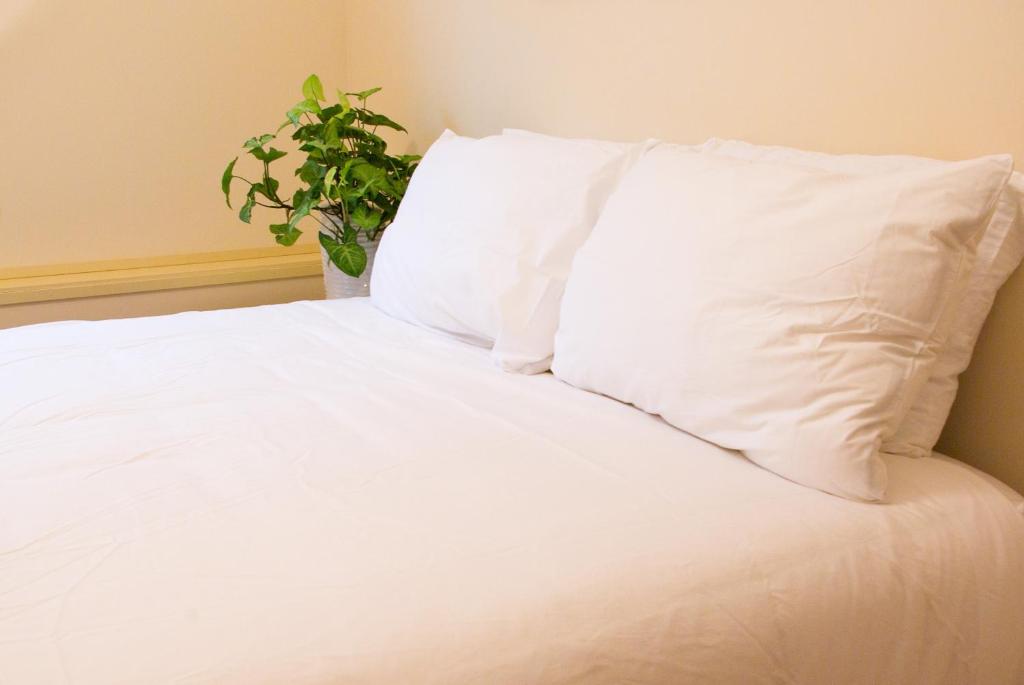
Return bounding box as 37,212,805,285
1,299,1022,684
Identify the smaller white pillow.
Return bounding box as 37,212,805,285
371,129,648,372
553,144,1012,501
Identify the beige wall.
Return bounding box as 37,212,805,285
344,0,1024,492
344,0,1023,161
0,0,349,269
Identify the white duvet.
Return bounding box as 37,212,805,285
1,299,1022,684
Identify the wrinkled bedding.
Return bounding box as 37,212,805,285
1,299,1022,684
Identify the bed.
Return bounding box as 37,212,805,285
2,298,1022,684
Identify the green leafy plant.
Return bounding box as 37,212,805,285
221,75,419,277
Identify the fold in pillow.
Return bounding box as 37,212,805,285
552,144,1012,501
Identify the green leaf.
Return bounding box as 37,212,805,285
239,186,257,223
286,99,320,125
323,166,337,192
323,119,341,148
302,74,325,102
335,242,368,277
337,89,352,114
338,183,372,204
292,122,323,142
287,188,315,231
264,175,280,199
388,177,408,196
296,159,325,184
337,125,387,148
350,162,387,185
249,146,287,163
270,223,302,246
221,157,237,207
252,181,284,202
351,204,382,231
318,104,342,122
355,110,407,132
347,87,382,101
337,157,364,182
319,232,368,277
331,110,357,129
299,140,330,155
349,162,391,198
243,134,275,150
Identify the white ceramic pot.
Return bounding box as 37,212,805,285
321,238,379,299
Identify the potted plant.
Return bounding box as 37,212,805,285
221,74,419,297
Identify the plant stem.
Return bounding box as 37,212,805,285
310,211,337,235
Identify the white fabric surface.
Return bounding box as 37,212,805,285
371,129,647,373
553,144,1012,501
891,171,1024,456
1,299,1022,684
701,138,1024,458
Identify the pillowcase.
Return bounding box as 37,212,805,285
552,144,1012,501
371,129,648,373
889,173,1024,455
702,138,1024,457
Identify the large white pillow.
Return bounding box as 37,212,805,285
371,130,647,373
702,138,1024,458
552,144,1012,501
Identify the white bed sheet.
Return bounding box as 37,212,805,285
1,299,1022,684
